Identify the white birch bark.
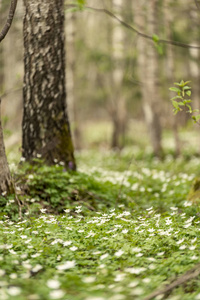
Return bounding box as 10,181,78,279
135,0,163,157
66,10,81,150
164,0,181,156
111,0,127,149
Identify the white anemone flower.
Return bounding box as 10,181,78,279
114,250,124,257
56,261,76,271
49,290,65,299
7,287,21,296
46,279,61,289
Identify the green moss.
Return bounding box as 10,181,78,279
56,123,76,170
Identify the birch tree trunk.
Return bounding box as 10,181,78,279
135,0,163,157
22,0,76,170
111,0,127,149
66,10,81,150
188,7,200,152
164,0,181,156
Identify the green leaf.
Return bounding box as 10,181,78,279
169,87,181,93
186,104,192,113
172,101,179,109
174,82,180,86
158,46,163,55
152,34,159,43
174,80,191,87
77,0,86,5
186,91,191,96
173,109,178,115
171,96,183,100
183,99,192,103
184,80,191,85
71,0,86,10
195,114,200,121
183,86,191,91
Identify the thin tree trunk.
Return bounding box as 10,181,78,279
22,0,76,170
66,11,81,150
164,0,181,156
0,99,14,194
0,0,18,195
135,0,163,157
111,0,127,149
2,1,23,130
145,0,162,157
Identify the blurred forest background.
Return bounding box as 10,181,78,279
0,0,200,158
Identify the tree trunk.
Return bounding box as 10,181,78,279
0,0,18,195
66,11,81,150
164,0,181,156
2,0,23,131
111,0,127,149
22,0,76,170
188,8,200,151
0,99,14,194
135,0,163,157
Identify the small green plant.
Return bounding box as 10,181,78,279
169,80,200,124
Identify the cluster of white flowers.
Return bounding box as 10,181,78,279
0,186,200,300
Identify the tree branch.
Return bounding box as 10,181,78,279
0,0,18,43
143,263,200,300
66,4,200,49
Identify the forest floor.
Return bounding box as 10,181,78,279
1,147,200,299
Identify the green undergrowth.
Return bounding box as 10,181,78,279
1,150,200,299
0,153,197,219
1,201,200,300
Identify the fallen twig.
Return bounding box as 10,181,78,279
143,263,200,300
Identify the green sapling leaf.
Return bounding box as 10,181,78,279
172,101,180,109
171,96,183,100
183,86,191,91
195,114,200,121
152,34,159,43
186,104,192,113
183,100,192,103
169,87,181,93
186,91,191,96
